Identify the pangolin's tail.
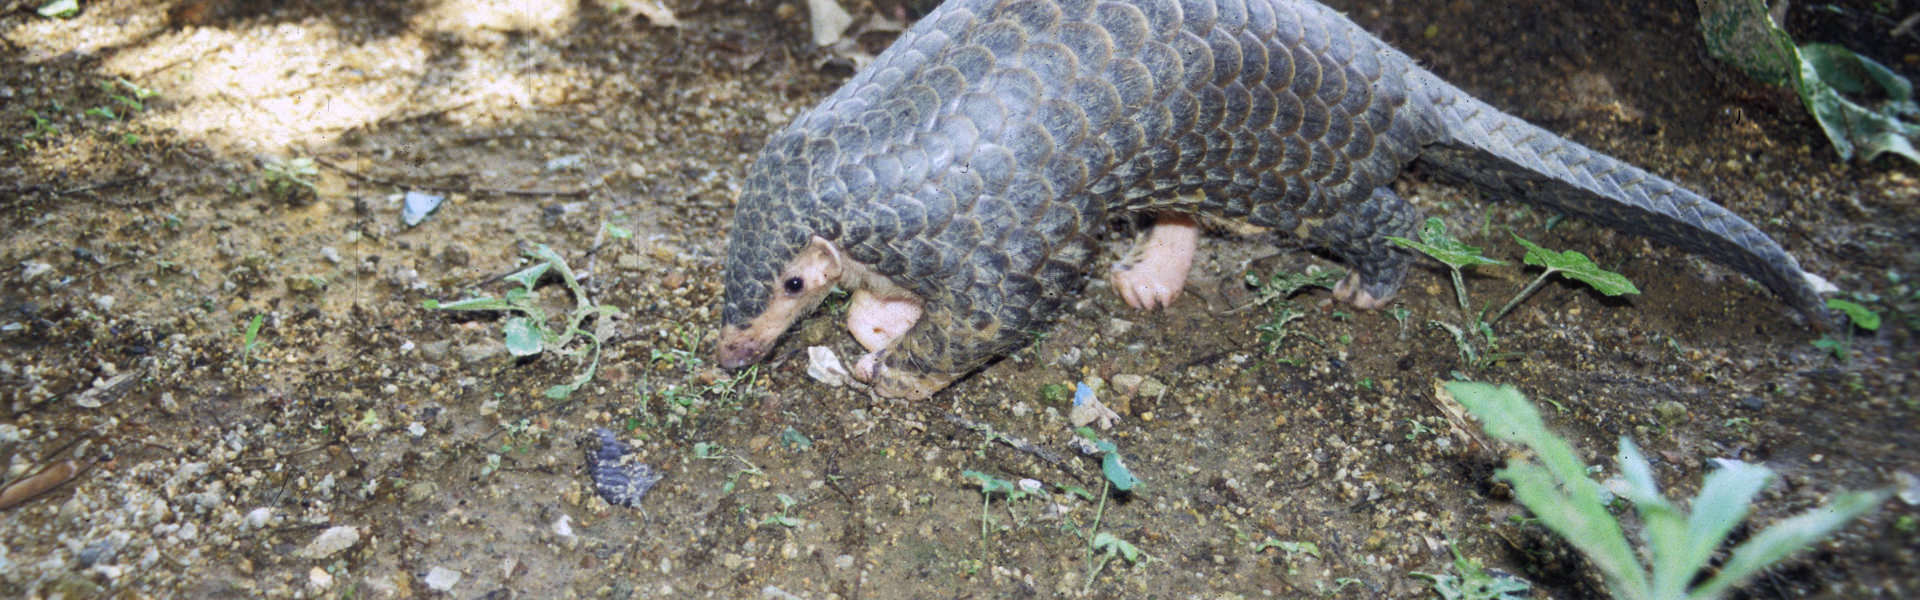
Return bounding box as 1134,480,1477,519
1409,74,1831,322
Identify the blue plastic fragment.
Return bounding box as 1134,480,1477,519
402,190,445,227
1073,382,1094,407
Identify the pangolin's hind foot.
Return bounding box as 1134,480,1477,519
1110,213,1200,311
1316,188,1419,311
848,289,923,352
1332,272,1396,309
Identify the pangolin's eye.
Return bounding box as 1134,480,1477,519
783,277,805,295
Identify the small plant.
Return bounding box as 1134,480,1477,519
962,430,1150,592
260,156,319,203
1490,234,1640,324
1428,320,1521,370
759,493,802,528
238,313,266,362
1392,221,1638,369
1412,542,1532,600
1069,428,1148,592
23,109,60,140
694,442,764,494
1814,297,1884,360
1444,381,1889,600
961,470,1043,553
424,244,620,399
1389,217,1507,314
1251,539,1320,577
649,323,706,371
1244,267,1343,360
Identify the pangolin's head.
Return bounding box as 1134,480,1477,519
717,135,845,369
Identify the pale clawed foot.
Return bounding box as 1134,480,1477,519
1110,214,1200,311
1332,272,1395,310
847,290,923,353
851,351,960,400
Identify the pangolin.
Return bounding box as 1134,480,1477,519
716,0,1831,399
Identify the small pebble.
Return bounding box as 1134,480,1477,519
296,526,360,559
423,566,461,592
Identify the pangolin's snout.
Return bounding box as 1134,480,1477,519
715,326,767,369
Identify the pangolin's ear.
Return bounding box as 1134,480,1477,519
806,236,843,280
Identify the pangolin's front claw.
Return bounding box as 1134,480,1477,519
853,351,962,401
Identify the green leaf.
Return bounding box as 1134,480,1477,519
1673,460,1772,593
962,470,1016,495
503,317,543,356
1058,484,1094,501
504,263,551,291
1448,381,1648,594
1091,533,1146,563
1812,336,1848,359
1690,489,1890,599
426,296,514,311
1513,234,1640,296
36,0,78,18
1795,44,1919,165
1825,298,1882,331
779,426,813,452
1616,440,1689,598
1388,218,1506,270
1696,1,1919,165
1102,452,1139,492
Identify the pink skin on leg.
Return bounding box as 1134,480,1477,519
1110,214,1201,311
847,289,923,353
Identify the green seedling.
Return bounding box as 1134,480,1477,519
601,221,632,240
1244,267,1342,359
260,156,319,202
24,109,60,140
84,107,117,120
1404,418,1435,441
239,313,266,362
1445,381,1889,600
1388,217,1506,314
1255,305,1309,357
962,470,1042,554
649,323,707,371
1412,542,1531,600
1814,298,1885,360
1490,234,1639,324
1828,297,1882,331
1428,320,1521,370
694,442,764,494
1390,305,1412,337
1252,539,1320,577
759,493,802,528
643,365,759,426
424,244,620,399
1068,429,1148,592
1086,532,1152,591
1039,382,1073,405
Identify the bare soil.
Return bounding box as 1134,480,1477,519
2,0,1915,598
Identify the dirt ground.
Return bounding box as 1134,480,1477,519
2,0,1916,598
